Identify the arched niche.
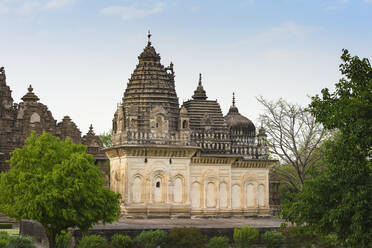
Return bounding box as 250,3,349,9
30,112,41,123
132,176,142,203
257,184,265,207
154,176,163,203
191,182,201,208
206,182,216,208
173,177,183,203
232,184,241,208
246,183,255,207
219,182,228,208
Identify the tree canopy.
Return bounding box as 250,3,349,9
281,49,372,247
99,130,112,148
0,132,121,248
257,97,327,192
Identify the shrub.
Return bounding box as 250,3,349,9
167,227,207,248
56,231,72,248
77,235,108,248
8,236,36,248
0,223,12,229
280,226,316,248
0,231,10,240
262,231,284,248
318,234,340,248
0,239,10,248
111,234,133,248
233,225,259,248
134,230,167,248
206,236,229,248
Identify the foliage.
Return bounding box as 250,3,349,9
262,231,284,248
281,50,372,247
257,97,327,192
233,225,259,248
0,132,121,248
280,225,316,248
99,130,112,148
167,227,207,248
77,235,109,248
0,239,8,248
134,230,167,248
56,231,72,248
318,234,340,248
206,236,229,248
111,234,133,248
0,231,10,248
8,236,36,248
0,223,12,229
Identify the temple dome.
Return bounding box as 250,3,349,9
224,93,255,135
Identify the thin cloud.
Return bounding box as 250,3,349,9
43,0,77,10
191,6,200,13
245,21,320,45
101,2,165,20
364,0,372,3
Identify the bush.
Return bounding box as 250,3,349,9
233,225,259,248
134,230,167,248
56,231,72,248
8,236,36,248
318,234,340,248
0,223,12,229
0,239,10,248
77,235,108,248
206,236,229,248
280,226,316,248
167,227,207,248
0,231,10,240
262,231,284,248
111,234,133,248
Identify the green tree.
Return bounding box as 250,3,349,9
0,132,121,248
99,130,112,148
281,50,372,247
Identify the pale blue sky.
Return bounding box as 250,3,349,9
1,0,371,134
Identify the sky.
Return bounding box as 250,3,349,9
1,0,371,134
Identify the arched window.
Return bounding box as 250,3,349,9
154,178,162,203
182,120,188,129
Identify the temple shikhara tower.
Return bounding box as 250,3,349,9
106,33,275,218
0,67,107,174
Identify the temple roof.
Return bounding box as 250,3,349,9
184,75,227,132
121,32,179,132
224,93,255,133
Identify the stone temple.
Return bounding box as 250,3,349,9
0,67,108,178
106,34,276,218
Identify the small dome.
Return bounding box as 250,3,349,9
224,93,255,134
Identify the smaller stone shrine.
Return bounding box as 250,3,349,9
0,67,108,174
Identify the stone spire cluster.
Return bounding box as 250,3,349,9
112,33,268,159
0,68,108,172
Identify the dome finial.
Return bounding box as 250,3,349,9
232,92,236,107
199,73,202,86
147,29,152,44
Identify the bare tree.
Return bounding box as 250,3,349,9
257,96,328,192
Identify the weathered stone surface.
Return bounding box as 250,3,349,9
0,68,108,172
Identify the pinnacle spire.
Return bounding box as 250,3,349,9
192,73,207,100
21,84,39,102
147,29,152,45
232,92,236,107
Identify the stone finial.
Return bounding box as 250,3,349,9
21,84,40,102
147,29,152,44
88,124,95,135
232,92,236,107
0,67,4,74
192,73,207,100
